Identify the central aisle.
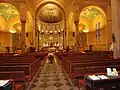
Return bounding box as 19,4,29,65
29,56,74,90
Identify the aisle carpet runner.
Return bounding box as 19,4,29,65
29,56,79,90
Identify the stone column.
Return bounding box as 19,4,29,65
66,29,68,47
63,30,65,49
73,4,80,52
32,17,38,48
111,0,120,58
64,18,68,49
105,5,112,50
102,5,112,50
21,20,26,54
20,3,27,54
37,29,40,51
74,20,79,52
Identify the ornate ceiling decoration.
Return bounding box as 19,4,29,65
39,3,63,23
0,3,33,32
79,6,107,32
0,3,19,21
0,3,20,32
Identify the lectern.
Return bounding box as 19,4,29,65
0,80,12,90
85,75,120,90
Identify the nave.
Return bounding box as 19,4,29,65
28,56,78,90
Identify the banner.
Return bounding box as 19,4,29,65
96,22,100,40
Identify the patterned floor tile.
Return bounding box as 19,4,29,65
53,78,61,81
39,82,50,88
53,82,64,87
41,78,50,82
33,79,39,83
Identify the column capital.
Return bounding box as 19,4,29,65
74,16,79,24
74,20,79,24
21,20,26,23
107,19,112,22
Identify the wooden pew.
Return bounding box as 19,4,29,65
76,65,120,90
56,51,115,90
59,57,119,79
0,59,41,80
0,52,46,90
63,58,112,74
0,71,27,90
0,54,42,79
58,53,112,72
69,59,120,77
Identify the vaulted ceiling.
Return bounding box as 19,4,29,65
79,5,107,32
0,3,19,21
0,3,20,32
0,0,111,33
0,0,111,12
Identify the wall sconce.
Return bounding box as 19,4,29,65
83,29,89,33
9,27,16,33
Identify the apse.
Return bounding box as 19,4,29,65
38,3,63,23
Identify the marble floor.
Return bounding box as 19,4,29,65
28,56,79,90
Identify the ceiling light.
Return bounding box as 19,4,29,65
50,31,53,33
58,30,60,32
54,31,57,33
45,30,48,33
61,29,63,32
83,29,89,33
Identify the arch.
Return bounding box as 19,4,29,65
6,15,20,32
0,3,20,32
11,11,33,33
34,0,66,19
79,5,107,32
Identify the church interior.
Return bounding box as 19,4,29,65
0,0,120,90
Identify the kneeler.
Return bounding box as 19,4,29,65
78,76,85,90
